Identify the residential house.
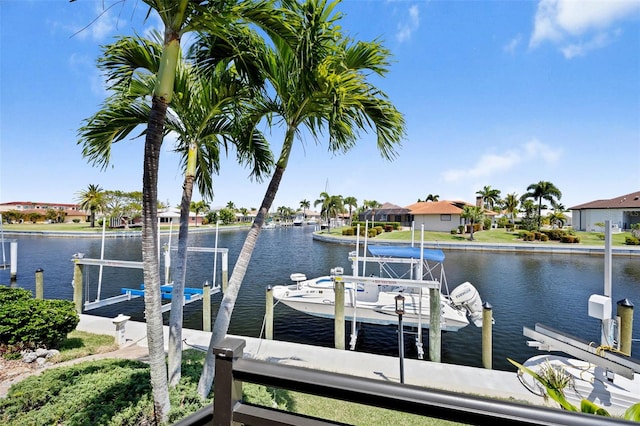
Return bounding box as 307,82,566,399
158,207,204,226
0,201,87,223
570,191,640,232
359,202,411,227
405,200,468,232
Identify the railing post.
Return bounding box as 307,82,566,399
429,288,441,362
265,286,273,340
482,302,493,369
213,337,246,426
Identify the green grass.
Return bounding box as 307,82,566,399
1,333,460,425
53,330,119,362
325,227,635,247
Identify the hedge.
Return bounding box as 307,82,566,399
0,287,79,348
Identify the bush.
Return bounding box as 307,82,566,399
626,236,640,246
450,228,458,235
367,229,378,238
540,234,549,242
0,288,79,349
72,219,80,223
374,226,383,235
341,227,355,236
458,225,464,234
560,235,580,244
384,225,394,232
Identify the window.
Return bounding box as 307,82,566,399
440,214,451,221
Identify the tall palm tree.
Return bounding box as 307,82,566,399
300,199,310,219
197,0,405,397
521,181,562,230
78,33,274,387
503,192,519,227
461,205,484,241
425,193,439,202
476,185,501,210
76,184,104,228
364,199,381,223
343,196,357,225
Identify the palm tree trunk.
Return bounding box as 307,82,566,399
142,96,170,422
168,142,197,387
197,164,285,398
168,174,195,386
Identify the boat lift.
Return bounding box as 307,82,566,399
72,246,228,314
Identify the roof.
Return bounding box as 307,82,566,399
405,200,467,215
570,191,640,210
369,202,409,215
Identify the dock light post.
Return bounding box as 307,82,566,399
395,293,405,384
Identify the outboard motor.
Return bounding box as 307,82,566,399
450,282,484,327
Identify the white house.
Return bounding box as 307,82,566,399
570,191,640,232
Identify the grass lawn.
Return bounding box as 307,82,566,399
325,226,635,247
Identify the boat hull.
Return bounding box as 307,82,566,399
272,278,469,332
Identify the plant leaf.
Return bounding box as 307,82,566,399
624,402,640,421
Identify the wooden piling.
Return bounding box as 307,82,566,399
221,252,229,292
265,286,273,340
35,268,44,299
482,302,493,369
429,288,441,362
617,299,634,356
72,262,83,314
203,283,211,332
334,279,345,350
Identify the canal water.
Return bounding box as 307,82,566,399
1,226,639,371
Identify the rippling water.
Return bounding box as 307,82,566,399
1,226,639,371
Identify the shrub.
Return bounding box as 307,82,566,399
560,235,580,244
0,286,32,304
384,225,394,232
458,225,465,234
341,227,355,236
540,234,549,242
72,218,80,223
0,289,79,348
367,229,377,238
450,228,458,235
626,236,640,246
374,226,383,235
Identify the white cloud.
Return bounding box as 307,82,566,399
529,0,639,56
503,35,522,54
442,139,561,183
396,5,420,42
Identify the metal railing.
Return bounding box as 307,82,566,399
175,337,634,425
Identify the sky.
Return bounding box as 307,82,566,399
1,0,639,212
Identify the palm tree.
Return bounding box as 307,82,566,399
315,192,344,230
190,200,209,226
476,186,501,210
76,184,104,228
503,192,519,227
343,196,357,225
363,199,381,223
197,0,405,397
300,199,310,219
78,33,274,387
425,194,439,202
461,205,484,241
521,181,562,230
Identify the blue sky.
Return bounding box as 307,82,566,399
1,0,639,212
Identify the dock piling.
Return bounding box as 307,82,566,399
203,282,211,332
72,261,84,314
617,298,634,356
265,286,273,340
35,268,44,299
334,279,345,350
429,288,441,362
482,302,493,369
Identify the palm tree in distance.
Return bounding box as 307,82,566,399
425,193,439,202
197,0,405,397
364,199,381,223
343,196,357,225
190,200,209,226
461,205,484,241
521,181,562,230
76,184,104,228
476,185,501,210
503,192,519,227
300,199,310,219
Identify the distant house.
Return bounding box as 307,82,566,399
158,207,203,226
0,201,86,223
407,200,498,232
570,191,640,232
359,202,411,226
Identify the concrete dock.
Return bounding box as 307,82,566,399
77,314,546,407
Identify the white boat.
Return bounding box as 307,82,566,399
293,215,304,226
271,244,485,333
263,222,276,229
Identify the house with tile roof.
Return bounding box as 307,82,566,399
570,191,640,232
0,201,87,223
